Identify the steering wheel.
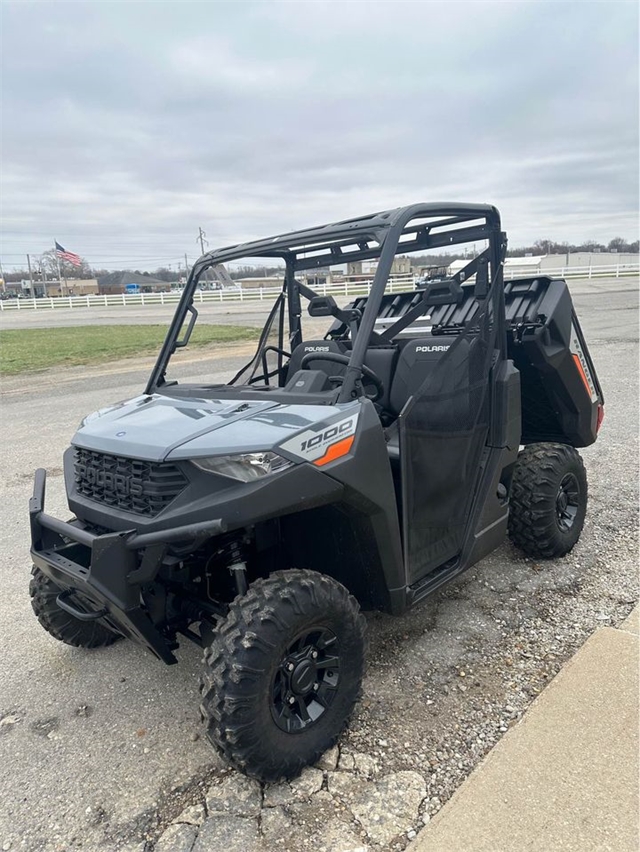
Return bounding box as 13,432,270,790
300,351,384,403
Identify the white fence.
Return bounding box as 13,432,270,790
502,263,639,281
0,264,637,312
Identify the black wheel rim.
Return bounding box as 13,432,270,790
556,473,580,532
271,627,340,733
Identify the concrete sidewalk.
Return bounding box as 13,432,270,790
408,607,639,852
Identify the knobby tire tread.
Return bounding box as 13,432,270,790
508,442,587,559
29,566,120,649
199,569,367,782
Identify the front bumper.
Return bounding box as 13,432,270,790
29,469,225,664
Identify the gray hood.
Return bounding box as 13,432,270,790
72,394,346,463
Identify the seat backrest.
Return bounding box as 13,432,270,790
363,346,397,412
286,340,348,379
288,340,400,410
389,338,455,415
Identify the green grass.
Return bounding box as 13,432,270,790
0,324,259,376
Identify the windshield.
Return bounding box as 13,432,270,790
227,289,286,387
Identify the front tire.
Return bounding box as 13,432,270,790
508,443,588,558
29,566,121,649
199,569,367,782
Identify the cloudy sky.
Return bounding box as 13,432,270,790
2,0,638,271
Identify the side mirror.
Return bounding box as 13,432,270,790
308,295,339,317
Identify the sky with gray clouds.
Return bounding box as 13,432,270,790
1,0,638,271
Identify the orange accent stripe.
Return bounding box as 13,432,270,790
313,435,355,467
572,353,593,399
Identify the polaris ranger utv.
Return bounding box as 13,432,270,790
29,203,604,781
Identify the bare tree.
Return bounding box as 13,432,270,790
39,249,91,280
608,237,639,253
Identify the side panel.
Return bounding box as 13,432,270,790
507,281,603,447
282,400,405,612
405,365,520,605
460,444,517,569
490,360,521,449
399,292,499,583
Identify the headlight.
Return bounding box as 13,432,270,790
192,452,294,482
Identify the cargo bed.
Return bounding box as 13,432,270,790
330,276,604,448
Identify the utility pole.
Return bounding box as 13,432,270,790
26,254,34,294
197,227,211,287
197,226,208,256
184,253,189,282
0,257,5,293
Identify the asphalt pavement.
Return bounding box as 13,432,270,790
0,277,637,851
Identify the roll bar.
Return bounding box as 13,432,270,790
146,203,505,396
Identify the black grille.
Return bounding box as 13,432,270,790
74,448,187,517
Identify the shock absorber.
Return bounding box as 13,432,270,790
223,538,248,597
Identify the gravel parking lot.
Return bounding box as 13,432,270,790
0,278,637,852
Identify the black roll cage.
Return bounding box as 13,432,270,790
146,203,507,401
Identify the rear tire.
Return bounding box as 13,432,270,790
199,569,367,782
29,566,121,649
508,443,588,559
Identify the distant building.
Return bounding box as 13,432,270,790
449,251,639,278
47,278,98,297
346,256,411,282
234,276,284,289
302,268,332,288
550,251,638,268
97,271,170,294
11,278,98,297
347,255,411,280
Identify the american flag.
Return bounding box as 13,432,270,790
55,241,82,267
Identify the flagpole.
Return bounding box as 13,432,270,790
54,242,67,296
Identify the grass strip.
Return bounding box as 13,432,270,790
0,324,258,376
